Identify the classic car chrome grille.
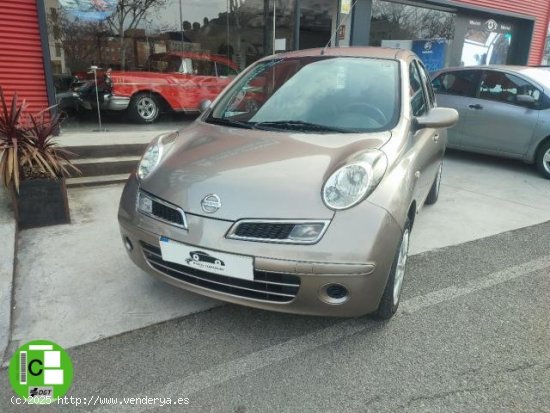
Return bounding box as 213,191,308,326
141,242,300,303
234,222,295,240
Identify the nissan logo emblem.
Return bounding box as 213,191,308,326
201,194,221,213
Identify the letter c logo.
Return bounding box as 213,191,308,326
28,359,43,376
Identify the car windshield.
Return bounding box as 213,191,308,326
207,56,400,133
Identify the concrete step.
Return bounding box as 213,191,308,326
64,143,147,159
71,156,140,177
66,174,129,188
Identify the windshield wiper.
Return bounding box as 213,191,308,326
253,120,353,133
206,117,255,129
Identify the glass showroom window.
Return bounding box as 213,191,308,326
369,0,455,71
43,0,337,128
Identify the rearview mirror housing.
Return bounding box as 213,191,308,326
415,107,459,129
199,99,212,113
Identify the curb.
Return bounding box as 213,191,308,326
0,187,17,366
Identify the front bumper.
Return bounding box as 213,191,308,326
118,175,403,317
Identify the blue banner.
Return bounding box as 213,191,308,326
412,39,447,72
59,0,118,22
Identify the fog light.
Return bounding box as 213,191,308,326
124,237,133,251
288,223,326,243
319,283,349,304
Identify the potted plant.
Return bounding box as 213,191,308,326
0,87,80,229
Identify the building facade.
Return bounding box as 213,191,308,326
1,0,549,121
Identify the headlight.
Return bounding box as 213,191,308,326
137,132,177,179
322,150,387,210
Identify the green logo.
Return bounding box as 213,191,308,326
8,340,73,404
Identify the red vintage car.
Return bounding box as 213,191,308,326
78,52,240,123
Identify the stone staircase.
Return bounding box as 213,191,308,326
65,143,147,187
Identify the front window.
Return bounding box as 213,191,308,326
208,57,400,133
479,71,541,105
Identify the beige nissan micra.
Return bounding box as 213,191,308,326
118,47,458,319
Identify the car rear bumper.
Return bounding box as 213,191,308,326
118,174,403,317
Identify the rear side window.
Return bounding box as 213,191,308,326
216,63,238,76
193,59,216,76
432,70,479,97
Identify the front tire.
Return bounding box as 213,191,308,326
129,93,160,124
425,162,442,205
536,141,550,180
374,218,411,320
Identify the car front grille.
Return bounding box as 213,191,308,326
234,222,295,240
141,242,300,303
152,201,184,226
137,190,187,229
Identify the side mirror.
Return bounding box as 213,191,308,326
416,107,458,129
199,99,212,113
516,94,536,104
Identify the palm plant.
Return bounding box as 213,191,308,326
0,87,79,193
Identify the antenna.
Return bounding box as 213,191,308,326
321,0,358,55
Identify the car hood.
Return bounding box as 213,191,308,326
140,121,391,221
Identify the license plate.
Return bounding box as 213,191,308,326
159,236,254,281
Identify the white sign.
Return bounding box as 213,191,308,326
274,38,287,52
340,0,351,14
159,237,254,281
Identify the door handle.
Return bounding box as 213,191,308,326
468,104,483,110
433,134,440,142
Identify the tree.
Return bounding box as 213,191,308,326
105,0,168,70
50,9,105,72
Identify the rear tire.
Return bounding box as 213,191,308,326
536,141,550,180
374,218,411,320
129,92,160,124
425,162,443,205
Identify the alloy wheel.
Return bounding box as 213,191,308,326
543,148,550,174
392,228,410,306
137,97,158,121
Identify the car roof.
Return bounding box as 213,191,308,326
149,52,238,68
433,65,542,74
433,65,550,80
259,47,415,62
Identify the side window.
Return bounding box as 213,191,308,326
479,71,541,106
410,62,427,116
432,70,479,97
215,63,238,77
416,61,435,108
192,59,216,76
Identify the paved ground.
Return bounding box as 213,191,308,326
0,188,15,362
3,148,550,367
1,221,548,412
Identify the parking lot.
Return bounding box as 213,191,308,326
1,144,549,411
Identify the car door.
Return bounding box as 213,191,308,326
410,61,440,201
431,69,481,148
459,70,541,156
